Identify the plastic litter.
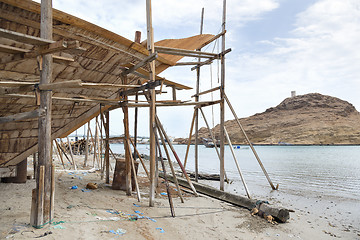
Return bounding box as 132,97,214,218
156,227,165,233
70,185,78,190
134,210,143,215
160,192,167,196
109,228,126,236
52,225,65,229
81,189,91,192
133,203,141,207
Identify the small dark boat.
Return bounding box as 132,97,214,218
201,138,220,148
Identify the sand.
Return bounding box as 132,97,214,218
1,155,359,240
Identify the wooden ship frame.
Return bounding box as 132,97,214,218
0,0,289,228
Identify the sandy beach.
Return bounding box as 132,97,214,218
1,155,359,240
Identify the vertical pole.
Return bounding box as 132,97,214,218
134,31,141,161
219,0,226,191
224,127,251,198
146,0,156,207
122,76,132,195
194,7,205,182
84,121,90,167
33,0,53,226
33,152,37,179
105,111,110,184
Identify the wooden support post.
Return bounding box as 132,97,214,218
183,109,196,169
53,140,65,169
50,164,55,221
155,131,175,217
194,8,204,182
66,136,76,170
126,139,141,202
155,116,198,196
199,108,229,182
219,0,227,191
122,76,132,196
84,121,90,167
36,166,45,226
32,0,53,226
224,127,251,199
157,127,184,203
147,0,157,207
33,152,37,179
104,112,110,183
172,86,176,101
133,32,140,162
98,113,104,179
224,94,277,190
129,138,150,180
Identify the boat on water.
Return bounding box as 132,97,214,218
201,138,220,148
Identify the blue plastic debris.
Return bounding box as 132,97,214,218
133,203,141,207
109,228,126,235
134,210,143,215
106,210,119,215
81,189,91,192
71,185,78,189
160,192,167,196
156,227,165,233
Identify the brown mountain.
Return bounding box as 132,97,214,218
197,93,360,145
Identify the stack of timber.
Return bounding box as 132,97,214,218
0,0,215,168
62,139,89,155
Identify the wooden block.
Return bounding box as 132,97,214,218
112,159,138,191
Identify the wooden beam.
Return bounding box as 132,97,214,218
198,30,226,50
0,109,45,123
119,80,162,97
155,46,217,58
162,173,290,223
192,86,221,98
122,52,158,76
175,61,213,66
0,27,54,45
190,48,232,71
0,43,29,54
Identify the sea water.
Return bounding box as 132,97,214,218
110,144,360,227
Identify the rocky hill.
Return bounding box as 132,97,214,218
196,93,360,145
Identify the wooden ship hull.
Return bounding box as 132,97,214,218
0,0,213,168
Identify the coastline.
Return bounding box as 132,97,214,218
1,154,359,239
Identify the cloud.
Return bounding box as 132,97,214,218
228,0,360,118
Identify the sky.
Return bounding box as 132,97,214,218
39,0,360,138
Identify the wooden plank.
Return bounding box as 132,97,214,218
0,27,54,45
0,109,45,123
0,43,30,54
36,165,45,227
122,52,158,76
155,46,217,57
